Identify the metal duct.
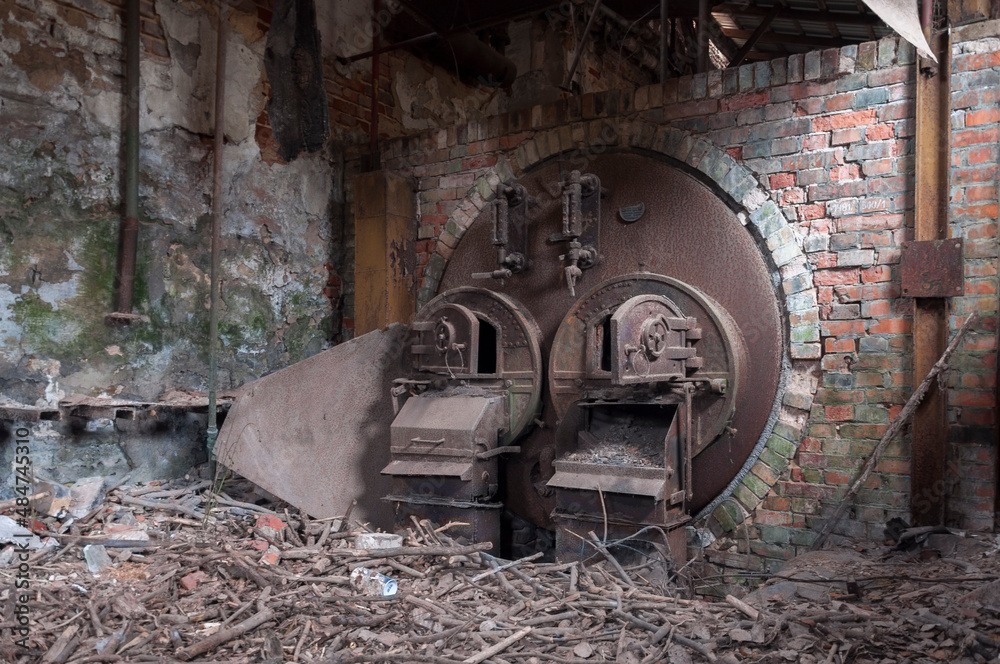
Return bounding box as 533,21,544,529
439,31,517,89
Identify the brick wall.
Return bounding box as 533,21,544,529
369,28,999,569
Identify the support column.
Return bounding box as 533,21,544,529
910,29,951,526
353,171,416,335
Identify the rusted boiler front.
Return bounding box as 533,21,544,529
382,152,785,562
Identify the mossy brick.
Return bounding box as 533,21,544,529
713,501,743,532
786,290,817,312
824,372,855,389
741,471,771,498
698,150,732,183
804,50,821,80
771,421,801,443
782,272,813,294
859,336,889,352
750,201,784,234
766,433,797,459
858,41,877,70
722,169,758,202
791,342,821,359
791,325,820,343
772,242,802,267
855,404,889,423
739,63,755,91
854,88,891,110
783,391,814,411
733,484,763,510
758,525,791,545
425,253,447,280
790,529,818,547
759,448,789,474
877,38,896,67
686,140,711,169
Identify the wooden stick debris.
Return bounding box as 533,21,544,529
462,626,533,664
812,312,979,549
174,607,276,661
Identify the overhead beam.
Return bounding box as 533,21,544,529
728,3,780,67
713,3,884,26
721,28,862,47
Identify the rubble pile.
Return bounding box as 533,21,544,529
1,477,999,663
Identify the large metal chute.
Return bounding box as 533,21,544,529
215,324,408,528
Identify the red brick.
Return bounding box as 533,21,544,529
812,108,878,132
800,203,825,220
754,509,793,526
869,318,910,334
825,470,851,485
770,173,796,189
802,133,829,151
968,148,995,165
823,320,866,335
954,127,1000,148
831,127,862,145
954,51,1000,71
814,268,859,286
861,265,892,282
782,188,806,204
875,458,910,474
721,90,770,111
825,338,856,353
865,124,894,140
966,108,1000,126
830,164,860,181
863,300,892,317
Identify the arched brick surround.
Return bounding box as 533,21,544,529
416,121,822,535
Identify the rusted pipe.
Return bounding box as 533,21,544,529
114,0,141,314
206,0,228,459
370,0,380,166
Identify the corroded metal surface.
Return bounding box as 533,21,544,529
439,153,783,525
901,239,964,298
215,324,408,528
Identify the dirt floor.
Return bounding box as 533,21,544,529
2,475,999,664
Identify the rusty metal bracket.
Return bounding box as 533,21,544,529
901,239,964,298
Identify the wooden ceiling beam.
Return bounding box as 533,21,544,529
722,28,861,47
712,3,883,26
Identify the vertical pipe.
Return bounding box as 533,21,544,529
697,0,708,73
370,0,381,167
659,0,668,83
115,0,141,313
206,1,228,462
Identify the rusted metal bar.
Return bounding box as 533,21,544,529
114,0,141,315
563,0,603,91
370,0,380,166
206,0,228,459
910,18,950,526
727,3,780,68
697,0,708,72
660,0,668,82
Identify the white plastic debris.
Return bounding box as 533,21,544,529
350,566,398,596
0,514,43,550
83,544,113,573
354,532,403,550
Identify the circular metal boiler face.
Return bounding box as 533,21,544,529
439,152,784,524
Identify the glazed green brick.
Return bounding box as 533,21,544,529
766,434,797,459
742,471,770,498
801,468,824,484
713,501,742,532
759,448,789,474
733,484,762,509
771,421,802,443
